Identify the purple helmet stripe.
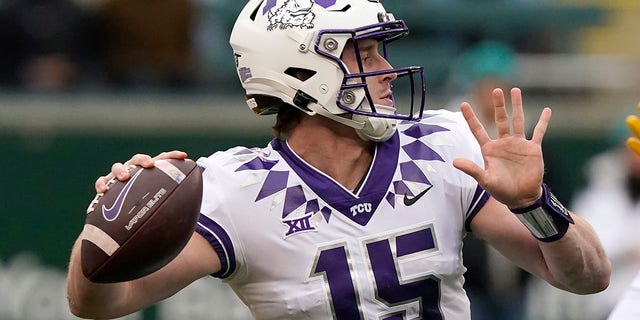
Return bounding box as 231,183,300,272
263,0,277,14
315,0,337,8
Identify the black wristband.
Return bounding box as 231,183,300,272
509,183,575,242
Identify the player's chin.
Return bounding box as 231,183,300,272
377,98,394,107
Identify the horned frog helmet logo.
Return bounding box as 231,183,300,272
266,0,317,31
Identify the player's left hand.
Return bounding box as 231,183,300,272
453,87,550,209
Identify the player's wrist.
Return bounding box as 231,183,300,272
509,183,575,242
507,186,543,209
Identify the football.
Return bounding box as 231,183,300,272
81,158,203,283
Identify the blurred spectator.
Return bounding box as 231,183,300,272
445,40,528,320
97,0,197,89
526,114,640,320
446,40,519,137
0,0,100,91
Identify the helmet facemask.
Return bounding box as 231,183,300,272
316,19,426,123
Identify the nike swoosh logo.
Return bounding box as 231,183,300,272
102,168,143,221
403,185,433,206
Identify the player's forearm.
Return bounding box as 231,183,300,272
66,237,134,319
539,215,611,294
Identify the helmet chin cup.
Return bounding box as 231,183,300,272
353,115,397,142
307,102,395,142
352,104,397,142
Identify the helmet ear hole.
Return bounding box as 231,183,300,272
246,95,287,115
284,68,316,81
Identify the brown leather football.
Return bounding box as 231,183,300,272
81,158,202,283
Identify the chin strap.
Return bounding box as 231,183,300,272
244,77,397,142
308,103,397,142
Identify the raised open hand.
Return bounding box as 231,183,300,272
453,88,551,209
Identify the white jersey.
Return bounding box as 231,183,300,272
607,271,640,320
195,110,488,320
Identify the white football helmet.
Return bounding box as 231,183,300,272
230,0,426,141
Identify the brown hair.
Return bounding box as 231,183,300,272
272,103,304,140
270,67,315,140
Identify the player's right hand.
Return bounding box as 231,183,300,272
95,151,188,193
626,103,640,157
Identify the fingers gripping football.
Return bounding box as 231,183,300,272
95,151,188,193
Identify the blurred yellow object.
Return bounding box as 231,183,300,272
626,103,640,156
627,136,640,157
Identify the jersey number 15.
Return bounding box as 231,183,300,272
311,225,444,319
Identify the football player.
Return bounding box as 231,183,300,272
66,1,611,319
